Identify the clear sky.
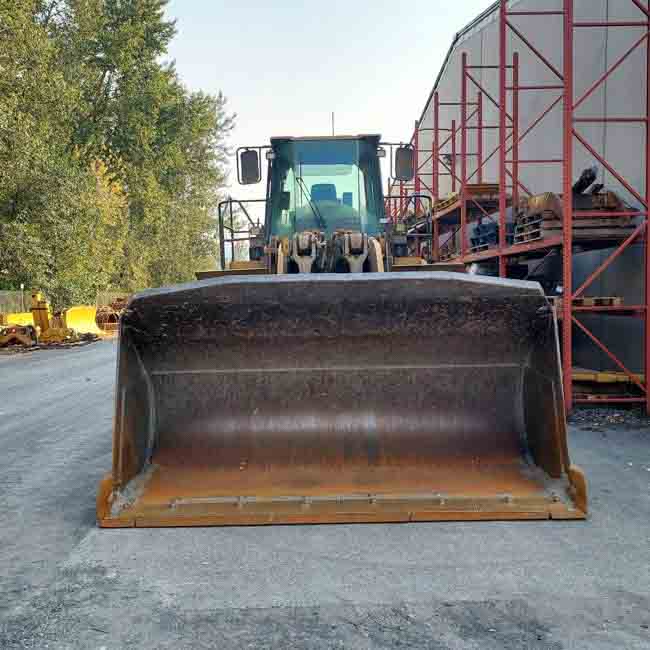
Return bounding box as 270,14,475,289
165,0,494,196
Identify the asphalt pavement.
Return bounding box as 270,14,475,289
1,341,649,649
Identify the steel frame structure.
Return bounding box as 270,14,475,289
390,0,650,414
563,0,650,412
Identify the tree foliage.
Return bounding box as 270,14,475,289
0,0,233,307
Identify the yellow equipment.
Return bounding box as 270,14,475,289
30,292,83,345
64,305,103,335
31,292,52,332
4,312,34,327
0,324,37,347
38,327,79,344
2,292,102,346
97,136,587,528
1,294,63,346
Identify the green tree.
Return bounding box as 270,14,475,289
0,0,88,305
0,0,234,307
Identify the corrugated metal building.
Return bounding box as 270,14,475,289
403,0,647,376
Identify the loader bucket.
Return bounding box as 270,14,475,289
64,305,102,335
97,273,587,527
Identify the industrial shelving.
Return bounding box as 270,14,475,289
387,0,650,413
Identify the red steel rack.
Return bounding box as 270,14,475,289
389,0,650,414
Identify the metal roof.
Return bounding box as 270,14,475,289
270,134,381,143
414,1,502,131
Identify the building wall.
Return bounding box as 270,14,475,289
413,0,647,372
417,0,646,205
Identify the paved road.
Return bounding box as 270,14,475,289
1,341,649,649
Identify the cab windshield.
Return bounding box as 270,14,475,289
268,138,384,237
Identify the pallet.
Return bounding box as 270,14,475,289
466,183,500,196
515,222,543,235
517,206,631,222
550,296,623,308
439,250,459,261
542,217,633,230
513,231,543,244
573,367,644,385
514,222,637,245
572,226,638,241
516,216,632,232
518,210,557,226
435,195,459,212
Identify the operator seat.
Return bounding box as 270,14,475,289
311,183,338,203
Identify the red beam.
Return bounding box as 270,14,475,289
573,306,646,315
477,92,483,184
574,210,646,218
562,0,574,412
417,152,434,169
461,53,468,257
469,196,495,221
504,235,563,257
459,234,564,263
505,168,533,197
512,52,520,210
433,92,439,202
574,21,650,27
465,94,563,184
414,119,421,214
573,32,648,111
506,159,563,164
419,177,433,195
573,128,647,207
513,95,564,152
505,18,564,80
574,117,648,124
499,0,508,279
451,120,457,194
574,397,646,404
508,10,565,16
466,71,513,122
645,11,650,416
437,152,463,191
507,85,565,91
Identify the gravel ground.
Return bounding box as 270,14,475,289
1,341,649,649
569,406,650,431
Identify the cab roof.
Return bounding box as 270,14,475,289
270,134,381,144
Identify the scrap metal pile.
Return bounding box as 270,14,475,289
95,296,129,335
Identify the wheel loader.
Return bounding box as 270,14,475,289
97,134,587,527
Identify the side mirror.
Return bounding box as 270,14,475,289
240,149,261,185
395,146,415,181
279,191,291,211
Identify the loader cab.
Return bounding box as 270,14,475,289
264,135,386,239
231,134,420,275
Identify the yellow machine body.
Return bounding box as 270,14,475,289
64,305,103,335
0,324,37,348
4,312,34,327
